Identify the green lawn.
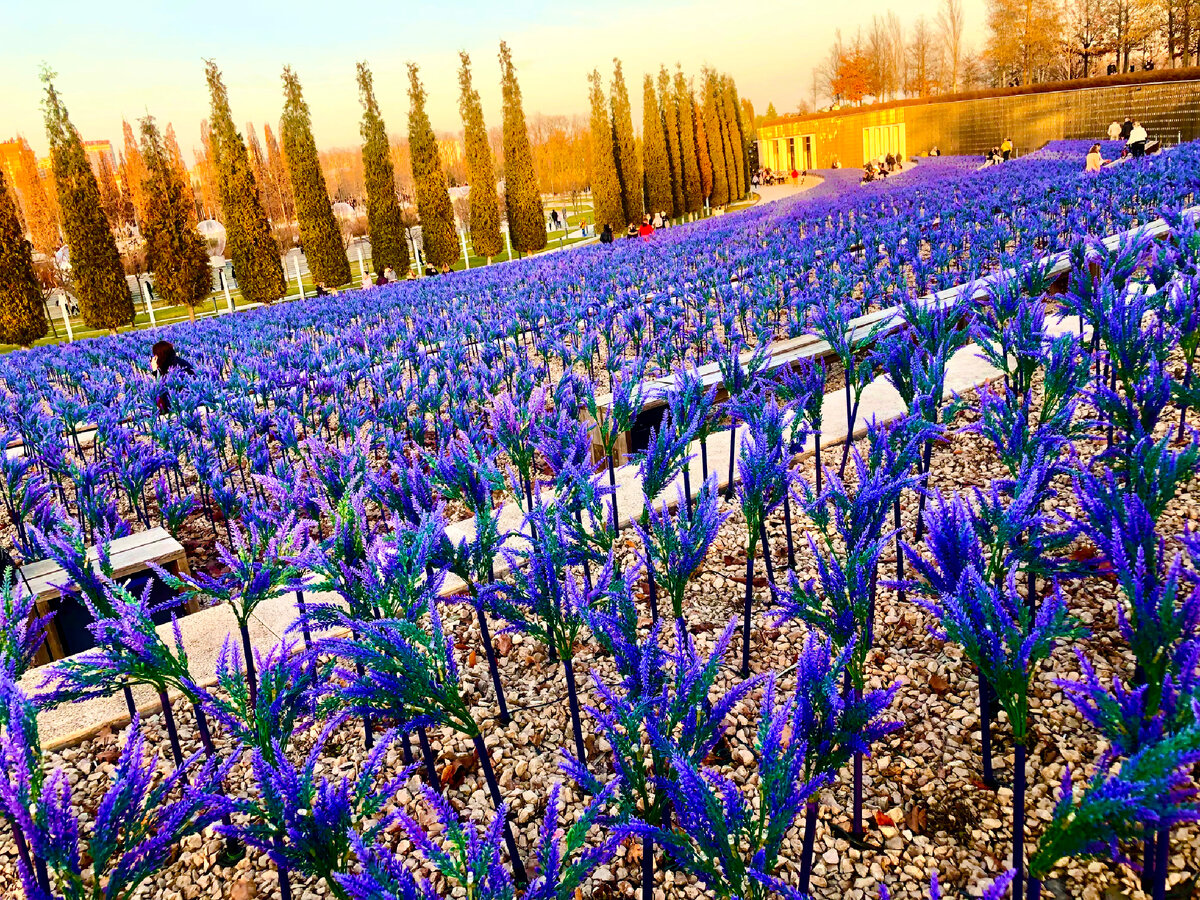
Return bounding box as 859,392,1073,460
4,193,758,353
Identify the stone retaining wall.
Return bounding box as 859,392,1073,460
759,73,1200,168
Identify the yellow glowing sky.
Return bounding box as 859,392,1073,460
1,0,984,159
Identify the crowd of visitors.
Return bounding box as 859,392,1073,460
753,167,798,186
861,152,904,183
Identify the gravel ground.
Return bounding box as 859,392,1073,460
4,367,1200,900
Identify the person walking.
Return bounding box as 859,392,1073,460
652,211,663,229
150,340,195,415
1107,120,1121,141
1127,120,1148,157
1120,117,1133,141
1000,137,1013,161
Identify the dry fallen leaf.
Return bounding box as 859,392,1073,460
874,810,896,828
440,750,479,789
905,805,927,834
625,838,643,866
929,673,951,695
495,634,513,657
231,878,258,900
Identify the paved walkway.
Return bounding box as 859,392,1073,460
753,176,825,204
26,311,1082,750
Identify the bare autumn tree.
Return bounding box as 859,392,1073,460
121,120,148,226
194,121,220,220
263,123,295,222
907,17,939,95
1063,0,1113,76
163,124,196,226
986,0,1064,84
831,44,872,104
527,113,589,196
246,123,286,225
95,153,124,228
937,0,966,91
867,15,903,99
10,137,59,256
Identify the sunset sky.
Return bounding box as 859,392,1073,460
2,0,985,158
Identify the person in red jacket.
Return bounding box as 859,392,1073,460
637,215,654,240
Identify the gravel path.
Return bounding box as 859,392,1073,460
3,370,1198,900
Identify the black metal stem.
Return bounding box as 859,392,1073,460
471,733,527,884
740,547,755,678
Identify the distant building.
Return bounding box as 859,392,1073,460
759,69,1200,169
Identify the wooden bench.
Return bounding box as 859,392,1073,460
19,527,195,665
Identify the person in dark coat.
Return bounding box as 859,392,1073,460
151,341,194,414
600,224,614,244
1120,117,1133,141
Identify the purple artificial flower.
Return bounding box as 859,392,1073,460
632,474,728,622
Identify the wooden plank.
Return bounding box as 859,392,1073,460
19,527,187,604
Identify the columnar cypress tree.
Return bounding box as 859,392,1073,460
139,116,211,322
641,74,672,220
42,70,133,331
609,59,642,227
674,70,703,214
693,93,714,204
658,67,683,218
718,75,745,200
701,77,728,207
204,60,286,305
457,52,503,261
725,76,750,196
588,69,624,232
281,66,351,288
498,41,546,254
357,62,410,275
121,120,148,226
0,169,49,346
407,63,459,270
